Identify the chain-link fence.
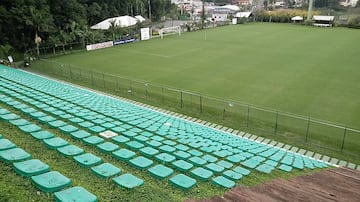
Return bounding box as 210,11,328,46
28,59,360,164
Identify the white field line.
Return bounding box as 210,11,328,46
119,49,170,58
169,47,203,57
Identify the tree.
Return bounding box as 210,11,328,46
0,44,14,59
26,5,54,56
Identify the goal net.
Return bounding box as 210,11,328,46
159,26,181,39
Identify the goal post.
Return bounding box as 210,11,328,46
159,26,181,39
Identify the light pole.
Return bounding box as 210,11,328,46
307,0,314,21
148,0,152,21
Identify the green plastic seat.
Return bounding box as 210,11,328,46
71,130,91,140
113,173,144,189
188,156,207,166
226,154,246,163
91,163,121,178
59,125,78,134
31,171,71,193
10,119,30,126
205,163,225,174
169,174,197,191
111,135,130,144
159,145,176,153
43,137,69,149
57,145,84,157
278,164,292,172
101,122,115,129
30,111,46,119
292,158,304,170
59,113,74,120
112,149,136,161
125,141,144,151
31,130,55,140
18,124,42,133
74,153,102,167
139,147,159,158
97,142,119,153
82,136,104,146
256,164,274,174
13,159,50,177
163,140,176,146
173,150,191,160
122,130,137,138
241,158,261,169
175,144,189,151
0,139,16,151
111,126,126,133
140,131,153,137
155,153,176,164
265,159,278,167
54,186,98,202
190,167,213,181
88,125,106,133
212,176,235,189
134,135,149,143
172,160,194,172
78,121,95,128
151,135,164,142
129,156,154,169
222,170,243,181
233,166,250,176
217,160,233,169
48,120,67,128
21,107,37,114
146,140,162,147
38,115,56,123
0,108,10,115
0,113,20,121
202,154,218,163
69,117,84,124
188,149,203,157
148,164,174,180
0,147,31,163
93,119,105,125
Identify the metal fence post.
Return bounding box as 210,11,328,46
68,65,72,79
180,91,183,108
102,73,105,88
199,96,202,113
341,127,347,152
305,117,310,142
145,84,148,99
246,104,250,127
162,87,164,104
79,69,82,81
223,107,226,120
91,71,94,86
274,111,279,135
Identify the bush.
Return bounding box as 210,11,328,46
303,19,313,26
348,16,360,29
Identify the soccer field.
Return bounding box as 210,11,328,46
49,23,360,129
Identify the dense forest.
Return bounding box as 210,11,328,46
0,0,177,55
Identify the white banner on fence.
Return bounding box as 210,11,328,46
232,18,237,25
86,41,114,51
141,28,150,41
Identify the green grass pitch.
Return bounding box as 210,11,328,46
50,23,360,129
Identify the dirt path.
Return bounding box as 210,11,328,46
186,168,360,202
